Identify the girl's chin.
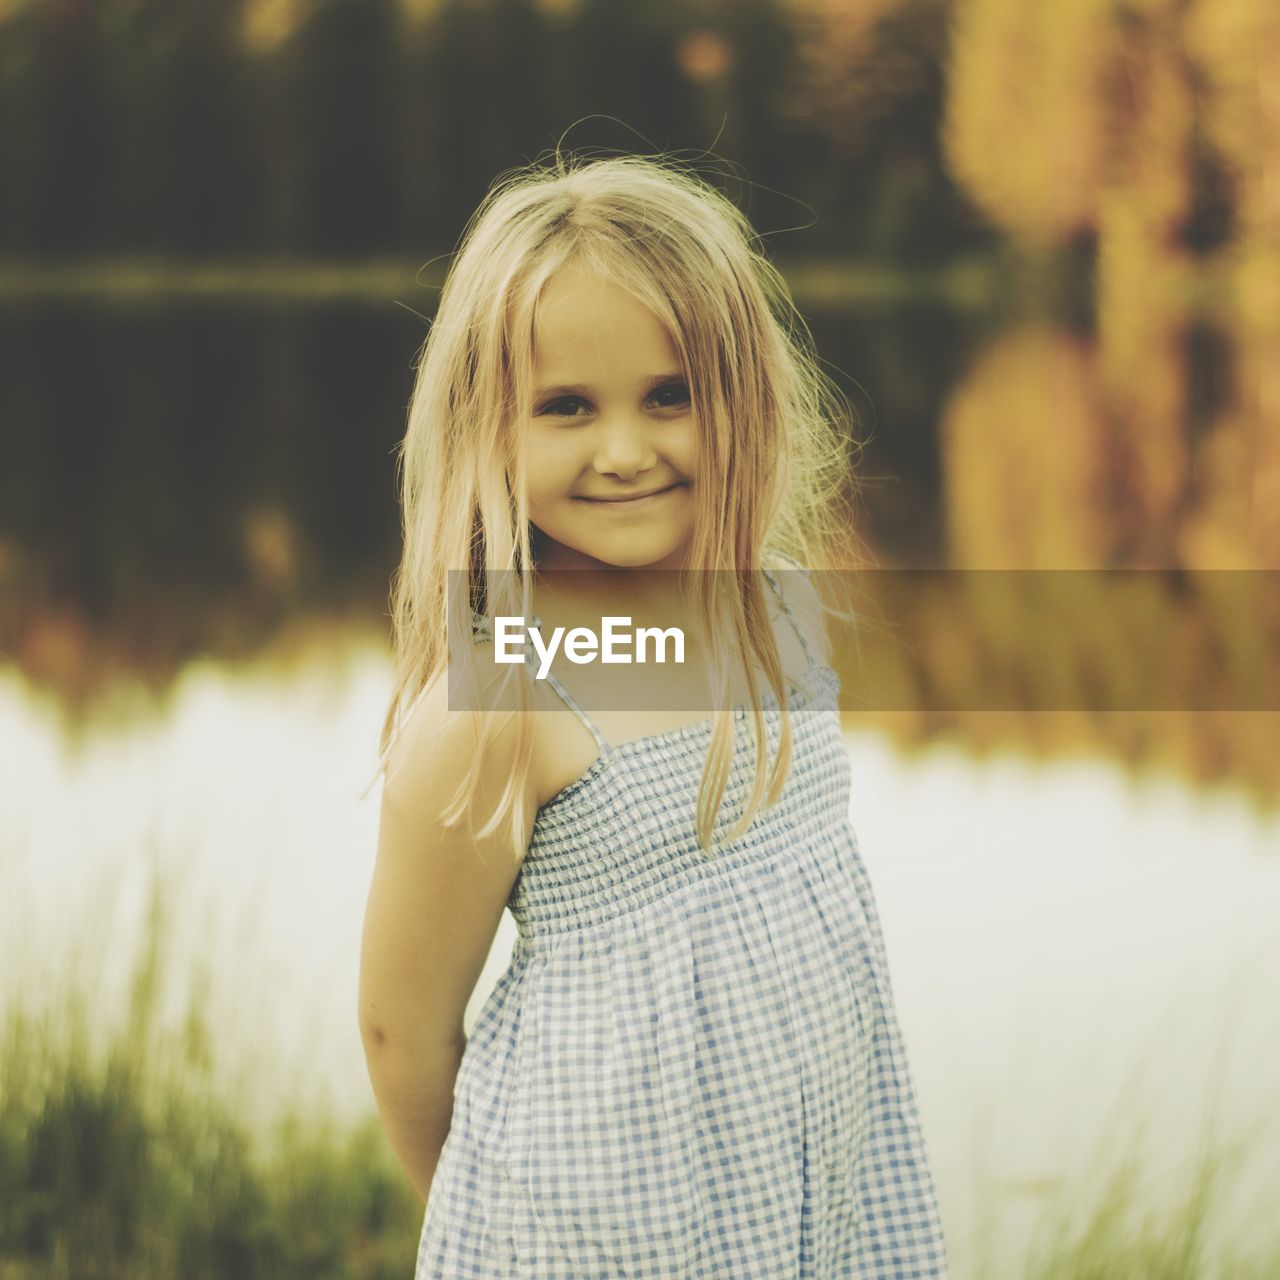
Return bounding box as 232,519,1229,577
533,535,693,572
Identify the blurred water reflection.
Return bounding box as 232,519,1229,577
2,294,1275,806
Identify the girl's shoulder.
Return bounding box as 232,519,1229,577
384,648,539,811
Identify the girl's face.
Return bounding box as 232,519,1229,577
521,263,700,573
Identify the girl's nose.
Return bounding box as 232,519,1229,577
592,413,658,477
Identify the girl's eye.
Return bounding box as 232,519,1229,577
539,396,588,418
649,382,691,409
535,383,690,419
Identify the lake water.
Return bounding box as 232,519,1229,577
3,637,1277,1280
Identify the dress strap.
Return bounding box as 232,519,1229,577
473,611,610,753
761,564,820,673
538,667,610,753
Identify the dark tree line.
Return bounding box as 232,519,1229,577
0,0,990,262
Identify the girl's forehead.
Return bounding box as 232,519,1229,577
535,263,642,322
530,266,680,371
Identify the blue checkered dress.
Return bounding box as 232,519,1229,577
416,571,950,1277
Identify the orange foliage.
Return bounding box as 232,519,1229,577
940,329,1112,567
943,0,1114,242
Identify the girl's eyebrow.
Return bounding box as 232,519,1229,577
533,371,686,400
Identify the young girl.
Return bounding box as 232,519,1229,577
358,153,950,1278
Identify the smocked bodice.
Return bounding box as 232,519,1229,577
506,663,849,944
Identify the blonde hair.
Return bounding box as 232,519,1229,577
371,150,857,859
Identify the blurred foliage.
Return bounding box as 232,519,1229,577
0,0,997,263
941,0,1278,571
833,565,1280,812
0,869,422,1279
0,0,1269,274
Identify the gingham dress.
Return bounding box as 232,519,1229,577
416,570,950,1278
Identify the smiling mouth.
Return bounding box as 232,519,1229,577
575,483,686,505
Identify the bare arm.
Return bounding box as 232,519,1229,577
362,1034,465,1205
358,673,539,1204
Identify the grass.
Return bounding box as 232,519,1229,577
0,866,422,1280
1005,1136,1273,1280
1,860,1275,1279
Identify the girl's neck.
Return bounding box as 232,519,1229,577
532,569,698,634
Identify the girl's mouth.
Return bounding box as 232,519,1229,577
574,483,686,508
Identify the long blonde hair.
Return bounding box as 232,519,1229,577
372,150,857,859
